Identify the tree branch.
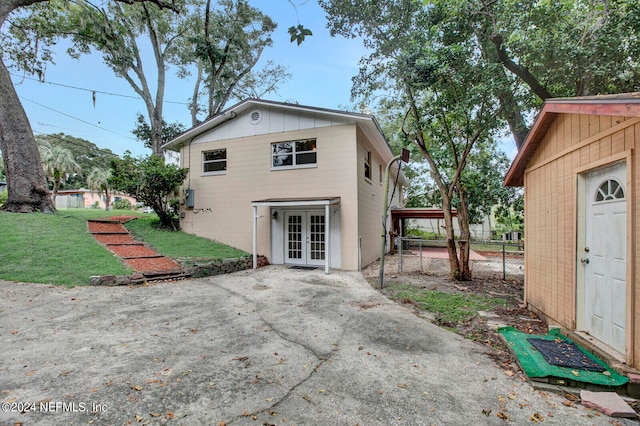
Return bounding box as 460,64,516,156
490,32,552,100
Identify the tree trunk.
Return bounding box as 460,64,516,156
456,190,472,280
0,54,55,213
441,196,461,280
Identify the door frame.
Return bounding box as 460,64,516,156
283,210,326,266
575,151,634,360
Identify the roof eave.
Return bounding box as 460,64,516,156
504,95,640,187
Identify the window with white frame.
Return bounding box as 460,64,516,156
202,149,227,174
272,139,317,168
364,151,372,180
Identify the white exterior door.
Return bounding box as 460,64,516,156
284,211,326,266
583,162,627,354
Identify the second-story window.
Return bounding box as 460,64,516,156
272,139,317,169
364,151,372,180
203,149,227,175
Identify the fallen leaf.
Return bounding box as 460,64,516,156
242,411,249,416
131,385,143,391
303,395,312,403
176,378,182,383
217,422,226,426
233,356,249,362
530,413,544,422
571,370,580,376
265,397,273,402
134,414,143,422
504,370,514,377
150,413,160,417
146,380,159,384
498,395,506,403
496,411,510,420
251,415,257,420
318,389,327,393
396,383,408,389
602,371,611,376
269,410,278,417
507,393,516,400
10,330,18,335
561,400,574,407
166,411,175,419
482,409,491,416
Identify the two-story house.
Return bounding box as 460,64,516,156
163,99,407,272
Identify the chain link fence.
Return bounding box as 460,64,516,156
395,237,524,280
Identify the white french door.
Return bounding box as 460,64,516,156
284,211,326,266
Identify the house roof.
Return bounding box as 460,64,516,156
504,92,640,187
162,98,408,184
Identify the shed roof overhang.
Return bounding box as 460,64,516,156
251,197,341,207
504,92,640,187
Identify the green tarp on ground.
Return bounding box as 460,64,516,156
498,326,628,387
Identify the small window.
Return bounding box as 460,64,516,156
272,139,317,169
203,149,227,175
364,151,372,180
595,179,625,202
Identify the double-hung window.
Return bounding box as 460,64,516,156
272,139,317,169
202,149,226,175
364,151,372,180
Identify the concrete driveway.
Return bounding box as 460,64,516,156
0,266,631,425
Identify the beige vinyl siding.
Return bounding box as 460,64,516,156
523,113,639,366
179,124,360,270
356,127,403,268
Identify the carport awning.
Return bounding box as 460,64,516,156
251,197,341,207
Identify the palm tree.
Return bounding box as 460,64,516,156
87,167,112,211
39,143,82,205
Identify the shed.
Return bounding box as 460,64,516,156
505,93,640,368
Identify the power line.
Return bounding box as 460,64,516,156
9,72,190,106
21,96,137,141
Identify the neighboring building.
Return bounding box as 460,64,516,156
505,93,640,368
163,99,407,272
55,189,136,210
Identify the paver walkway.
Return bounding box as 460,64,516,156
87,216,182,275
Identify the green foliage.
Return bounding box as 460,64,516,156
36,134,119,190
131,113,185,151
109,152,188,228
405,227,439,240
386,284,506,325
38,142,82,197
0,190,7,207
288,24,313,45
112,198,132,210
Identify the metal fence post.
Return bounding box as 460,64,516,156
419,240,423,273
502,243,506,280
398,237,403,274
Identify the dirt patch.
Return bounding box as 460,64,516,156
107,244,158,258
93,234,139,245
363,256,546,378
87,221,128,234
124,256,181,273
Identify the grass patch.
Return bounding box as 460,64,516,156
124,215,248,262
0,209,248,287
386,284,507,324
0,209,138,287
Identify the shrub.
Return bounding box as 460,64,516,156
113,198,132,210
0,190,7,208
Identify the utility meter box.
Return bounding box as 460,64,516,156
185,189,195,208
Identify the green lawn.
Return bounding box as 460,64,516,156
0,209,248,287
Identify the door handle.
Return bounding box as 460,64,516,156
580,257,590,264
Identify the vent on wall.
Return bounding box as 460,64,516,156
249,109,262,124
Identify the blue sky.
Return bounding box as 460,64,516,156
10,0,368,158
10,0,518,159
